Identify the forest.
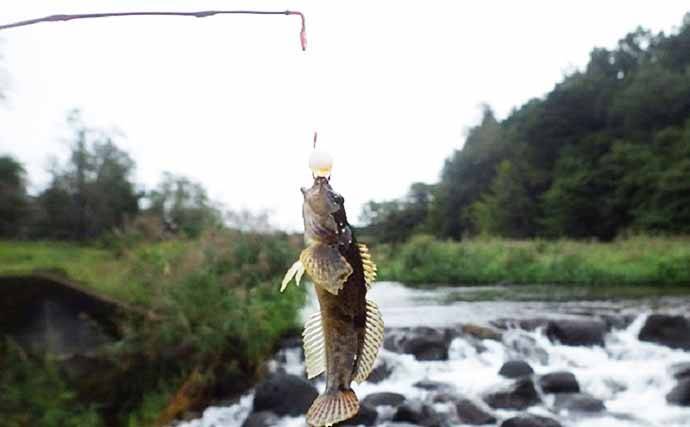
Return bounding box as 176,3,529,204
361,14,690,243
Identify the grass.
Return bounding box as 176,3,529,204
0,232,305,426
0,240,188,303
377,234,690,287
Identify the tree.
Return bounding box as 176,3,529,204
146,172,222,238
0,156,28,237
429,106,507,239
360,182,433,243
470,160,536,238
362,14,690,241
35,110,140,239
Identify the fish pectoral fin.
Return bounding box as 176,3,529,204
280,260,305,293
300,243,353,295
303,311,326,379
353,299,384,384
357,243,378,289
307,390,359,427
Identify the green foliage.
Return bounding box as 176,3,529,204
360,182,433,243
0,340,102,427
470,160,537,237
33,110,140,240
145,172,223,238
0,156,28,238
364,15,690,241
380,234,690,286
0,232,305,426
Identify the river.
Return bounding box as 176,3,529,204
179,282,690,427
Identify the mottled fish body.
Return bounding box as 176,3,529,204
282,176,382,427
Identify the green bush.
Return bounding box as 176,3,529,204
380,234,690,287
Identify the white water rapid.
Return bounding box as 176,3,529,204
178,282,690,427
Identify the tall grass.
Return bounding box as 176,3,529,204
378,234,690,286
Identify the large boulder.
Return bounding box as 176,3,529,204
667,378,690,406
455,398,496,425
252,373,318,416
639,315,690,350
483,378,540,410
545,319,606,347
392,400,443,427
384,327,451,361
336,403,378,426
553,393,605,413
460,323,503,341
363,392,406,407
241,411,279,427
499,360,534,379
539,371,580,394
501,415,562,427
0,275,126,355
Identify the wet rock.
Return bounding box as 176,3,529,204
670,362,690,380
279,336,302,349
483,378,540,410
667,378,690,406
553,393,605,413
499,360,534,379
403,329,450,361
241,411,279,427
639,315,690,350
460,323,503,341
336,403,378,426
492,318,550,331
545,319,606,347
367,359,393,383
252,373,318,416
501,415,562,427
363,392,406,407
502,330,549,364
393,400,443,427
600,314,636,331
413,380,456,393
455,398,496,425
539,371,580,394
384,327,451,361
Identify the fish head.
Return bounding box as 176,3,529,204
302,176,341,217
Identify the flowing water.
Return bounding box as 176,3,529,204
179,282,690,427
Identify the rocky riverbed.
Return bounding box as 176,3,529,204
178,282,690,427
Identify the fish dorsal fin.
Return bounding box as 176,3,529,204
358,244,377,289
353,299,384,383
303,311,326,379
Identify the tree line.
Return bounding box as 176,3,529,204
362,13,690,243
0,110,222,241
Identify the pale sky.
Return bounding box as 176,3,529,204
0,1,687,230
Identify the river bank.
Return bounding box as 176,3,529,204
180,282,690,427
0,234,305,426
376,235,690,286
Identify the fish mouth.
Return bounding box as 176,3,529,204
302,176,340,215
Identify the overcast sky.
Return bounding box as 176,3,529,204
0,1,688,230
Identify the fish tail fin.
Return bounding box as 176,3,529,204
306,389,359,427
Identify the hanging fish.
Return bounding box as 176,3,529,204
281,149,383,427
